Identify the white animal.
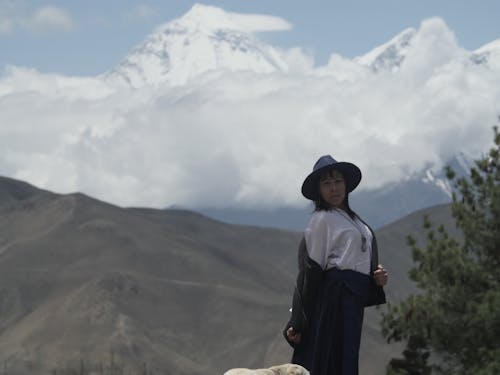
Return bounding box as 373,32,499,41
223,363,309,375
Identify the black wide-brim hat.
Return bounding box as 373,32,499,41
301,155,362,200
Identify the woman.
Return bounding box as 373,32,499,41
283,155,388,375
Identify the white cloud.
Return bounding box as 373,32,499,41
0,3,74,34
0,17,499,210
122,4,157,23
26,5,74,31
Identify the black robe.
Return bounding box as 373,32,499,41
283,227,386,374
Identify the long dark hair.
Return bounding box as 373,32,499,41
313,167,356,219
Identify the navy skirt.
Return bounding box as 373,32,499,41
292,269,371,375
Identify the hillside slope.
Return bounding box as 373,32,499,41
0,177,458,374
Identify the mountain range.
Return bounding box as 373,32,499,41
103,4,500,87
0,176,460,375
1,3,497,227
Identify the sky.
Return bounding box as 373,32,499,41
0,1,499,210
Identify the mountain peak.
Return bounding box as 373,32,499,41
164,4,232,34
174,4,236,32
354,17,463,73
103,4,291,87
471,38,500,67
170,3,291,34
355,27,417,72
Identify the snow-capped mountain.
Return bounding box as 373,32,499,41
422,152,474,196
355,28,416,72
3,5,497,232
103,4,290,87
355,19,500,73
471,39,500,68
104,6,500,87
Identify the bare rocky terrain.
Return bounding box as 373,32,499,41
0,176,457,374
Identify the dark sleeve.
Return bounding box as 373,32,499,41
283,238,324,348
365,282,386,307
366,230,387,306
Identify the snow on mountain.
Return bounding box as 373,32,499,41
354,27,416,72
354,18,500,73
421,153,474,198
471,39,500,68
103,4,292,88
103,7,499,88
422,169,452,197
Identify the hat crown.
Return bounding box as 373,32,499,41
313,155,337,172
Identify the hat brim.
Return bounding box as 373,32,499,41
301,162,361,200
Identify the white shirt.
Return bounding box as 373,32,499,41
304,209,373,275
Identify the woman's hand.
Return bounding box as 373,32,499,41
373,264,388,286
286,327,301,345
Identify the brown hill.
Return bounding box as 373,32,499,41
0,177,458,374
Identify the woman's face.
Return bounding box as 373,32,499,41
319,170,346,208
